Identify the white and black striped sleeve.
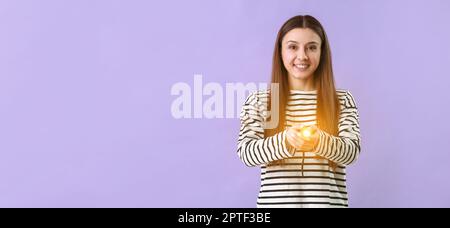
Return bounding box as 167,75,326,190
237,92,294,167
313,91,361,166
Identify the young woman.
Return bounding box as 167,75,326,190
237,15,361,208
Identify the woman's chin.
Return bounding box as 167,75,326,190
289,72,313,80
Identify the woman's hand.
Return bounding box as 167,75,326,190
286,124,320,152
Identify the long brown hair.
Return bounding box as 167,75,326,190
265,15,340,167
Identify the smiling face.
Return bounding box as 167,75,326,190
281,28,322,83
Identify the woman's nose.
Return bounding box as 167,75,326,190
297,47,308,60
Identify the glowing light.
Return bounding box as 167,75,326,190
302,128,312,138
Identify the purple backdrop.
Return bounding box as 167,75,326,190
1,0,449,208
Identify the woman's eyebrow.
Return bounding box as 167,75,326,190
286,40,320,45
305,41,320,45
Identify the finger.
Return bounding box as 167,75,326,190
287,131,297,140
288,135,302,145
286,132,295,142
291,130,305,141
310,132,319,141
310,125,319,135
288,134,303,149
287,127,299,136
286,134,299,148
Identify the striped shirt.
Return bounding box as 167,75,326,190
237,89,361,208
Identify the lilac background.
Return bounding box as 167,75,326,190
1,0,449,208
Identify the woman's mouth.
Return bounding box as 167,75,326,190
293,63,310,71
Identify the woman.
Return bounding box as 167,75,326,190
237,15,361,208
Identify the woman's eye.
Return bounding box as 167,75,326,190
308,46,317,51
289,45,297,50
